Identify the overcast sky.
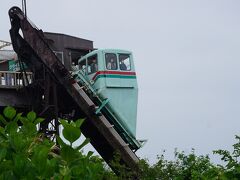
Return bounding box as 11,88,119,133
1,0,240,164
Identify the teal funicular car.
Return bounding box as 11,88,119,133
76,49,143,150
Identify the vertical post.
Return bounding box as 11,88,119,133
17,72,19,85
53,83,59,138
14,72,16,86
22,0,27,18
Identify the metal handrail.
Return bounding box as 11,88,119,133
0,71,33,87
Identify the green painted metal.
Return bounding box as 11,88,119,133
75,49,142,150
95,98,110,115
72,70,141,150
95,74,136,81
8,60,27,71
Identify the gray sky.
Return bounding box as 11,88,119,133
1,0,240,163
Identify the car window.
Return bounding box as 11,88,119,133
87,55,98,74
119,54,131,71
79,59,86,74
105,53,117,70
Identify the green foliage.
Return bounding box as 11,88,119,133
0,106,240,179
60,119,82,145
139,151,217,180
138,137,240,180
0,107,112,179
109,152,135,179
3,106,16,120
213,135,240,179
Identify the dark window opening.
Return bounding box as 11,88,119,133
79,59,86,75
105,53,117,70
119,54,131,71
87,55,98,74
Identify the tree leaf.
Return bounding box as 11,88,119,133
61,145,76,163
0,160,12,170
0,114,7,125
13,113,22,123
44,158,58,178
13,154,28,177
27,111,36,122
57,136,67,147
32,145,50,174
70,121,76,127
33,117,45,125
75,119,84,128
21,121,37,136
0,127,7,140
86,151,94,158
60,119,69,128
62,125,81,145
6,121,18,135
19,117,28,124
10,134,27,152
0,148,7,161
3,106,16,120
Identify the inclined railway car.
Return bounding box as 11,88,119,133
78,49,139,147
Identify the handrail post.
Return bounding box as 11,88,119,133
0,72,2,85
14,72,16,86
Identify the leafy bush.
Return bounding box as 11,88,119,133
0,106,111,179
213,135,240,179
0,106,240,179
138,138,240,180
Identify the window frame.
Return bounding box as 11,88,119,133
87,54,98,75
105,53,118,70
119,53,131,71
79,59,86,75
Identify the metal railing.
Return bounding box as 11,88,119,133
0,71,33,87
